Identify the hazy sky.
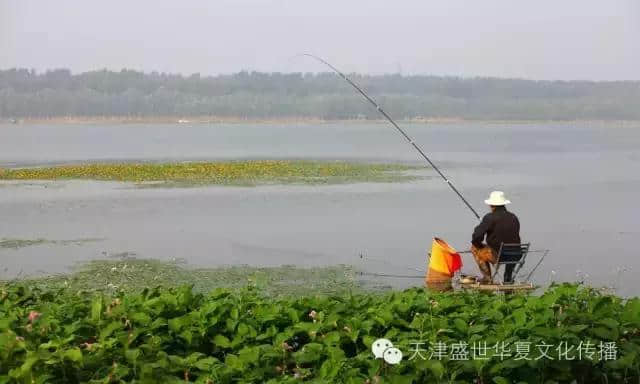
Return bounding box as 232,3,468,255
1,0,638,80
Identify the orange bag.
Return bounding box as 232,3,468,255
425,238,462,291
428,238,462,276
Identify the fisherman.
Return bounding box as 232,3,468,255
471,191,520,284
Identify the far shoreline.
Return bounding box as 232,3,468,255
3,116,639,126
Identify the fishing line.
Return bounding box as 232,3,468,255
357,252,423,272
356,271,424,279
299,54,481,220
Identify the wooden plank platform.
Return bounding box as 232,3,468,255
459,282,536,292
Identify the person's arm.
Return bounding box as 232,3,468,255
472,213,492,247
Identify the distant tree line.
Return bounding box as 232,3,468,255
1,68,639,120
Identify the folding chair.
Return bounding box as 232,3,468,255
492,243,531,284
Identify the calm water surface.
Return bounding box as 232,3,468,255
1,122,639,295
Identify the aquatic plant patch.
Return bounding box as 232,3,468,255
0,238,104,250
0,161,420,186
17,259,362,297
0,283,638,383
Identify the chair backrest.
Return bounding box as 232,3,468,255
497,243,530,265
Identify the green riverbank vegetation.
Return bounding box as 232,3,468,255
0,272,638,383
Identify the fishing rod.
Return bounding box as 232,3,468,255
301,54,481,220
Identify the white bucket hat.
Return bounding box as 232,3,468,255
484,191,511,206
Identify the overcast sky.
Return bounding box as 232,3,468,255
1,0,638,80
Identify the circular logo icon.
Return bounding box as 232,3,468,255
383,347,403,365
371,338,393,359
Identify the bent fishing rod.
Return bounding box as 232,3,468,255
301,54,480,220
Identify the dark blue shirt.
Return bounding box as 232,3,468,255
472,206,520,251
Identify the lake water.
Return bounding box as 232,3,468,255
1,122,639,295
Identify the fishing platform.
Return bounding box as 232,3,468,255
425,238,548,293
457,276,536,292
